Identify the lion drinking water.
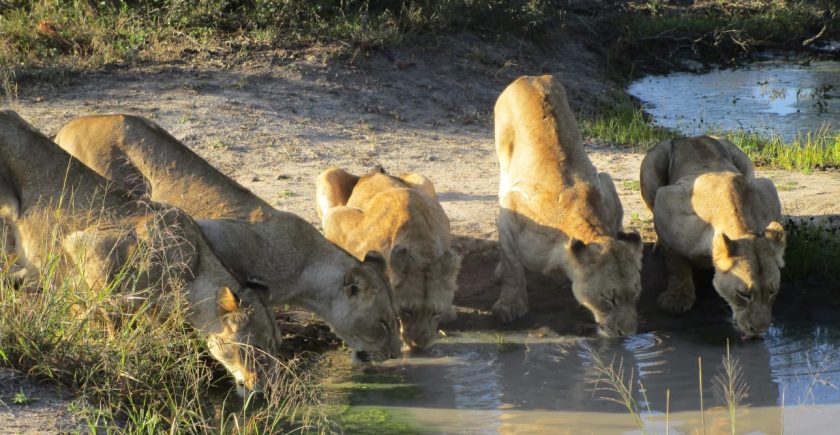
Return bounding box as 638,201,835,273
55,114,400,362
316,166,460,350
640,135,786,338
492,75,643,337
0,110,281,395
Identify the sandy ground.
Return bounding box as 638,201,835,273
0,368,83,433
2,34,840,431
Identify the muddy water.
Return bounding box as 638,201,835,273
628,61,840,140
340,322,840,433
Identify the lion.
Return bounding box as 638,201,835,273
493,75,643,337
316,166,460,350
0,110,281,395
55,114,400,362
640,135,786,338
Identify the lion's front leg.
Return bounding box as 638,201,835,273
658,249,696,313
492,212,528,323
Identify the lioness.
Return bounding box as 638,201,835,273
493,75,643,337
316,166,460,349
55,114,400,362
640,136,785,338
0,111,281,395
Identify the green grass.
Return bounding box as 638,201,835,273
0,0,567,70
607,0,836,77
724,127,840,171
0,202,336,433
579,103,672,151
783,217,840,281
581,103,840,171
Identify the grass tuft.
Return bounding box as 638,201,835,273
713,340,748,435
0,196,336,433
584,344,647,434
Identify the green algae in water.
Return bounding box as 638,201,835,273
333,382,423,401
341,406,418,435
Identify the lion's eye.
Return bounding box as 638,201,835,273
736,289,751,302
401,309,414,318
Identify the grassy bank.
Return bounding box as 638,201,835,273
580,104,840,172
0,0,566,69
606,0,838,77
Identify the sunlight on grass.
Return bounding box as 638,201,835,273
0,195,337,433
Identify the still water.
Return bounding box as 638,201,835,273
341,323,840,433
628,61,840,140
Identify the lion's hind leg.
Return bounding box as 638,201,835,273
400,173,438,200
316,168,360,223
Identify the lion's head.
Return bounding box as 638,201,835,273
207,284,282,397
567,231,643,337
389,245,461,349
327,251,401,363
712,221,786,338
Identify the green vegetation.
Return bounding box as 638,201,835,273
0,209,334,433
0,0,566,69
783,218,840,281
580,104,840,172
607,0,837,77
725,128,840,172
341,406,417,435
12,389,29,405
580,104,672,151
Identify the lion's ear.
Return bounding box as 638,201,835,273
217,286,240,314
567,238,590,263
764,221,786,267
712,232,735,271
617,230,642,247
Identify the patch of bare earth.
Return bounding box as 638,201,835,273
0,368,83,434
4,32,840,430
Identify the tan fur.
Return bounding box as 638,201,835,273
316,168,460,349
0,111,281,395
493,75,643,336
55,114,400,361
640,135,785,338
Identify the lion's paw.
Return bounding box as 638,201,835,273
492,298,528,323
657,289,695,313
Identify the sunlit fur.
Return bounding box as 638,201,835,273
641,135,786,338
317,168,460,350
492,75,643,336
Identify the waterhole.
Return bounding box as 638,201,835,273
628,61,840,140
338,322,840,433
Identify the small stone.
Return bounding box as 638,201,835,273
252,175,260,182
427,155,438,162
